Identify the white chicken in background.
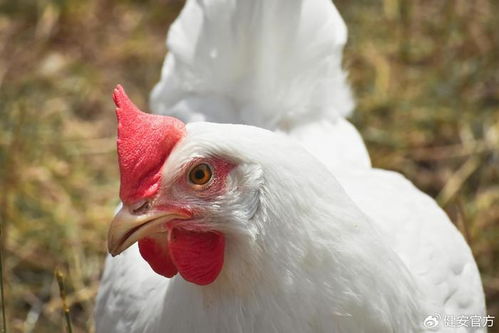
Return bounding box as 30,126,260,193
95,0,487,332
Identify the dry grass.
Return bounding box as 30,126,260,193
0,0,497,332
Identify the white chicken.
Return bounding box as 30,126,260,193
95,0,487,332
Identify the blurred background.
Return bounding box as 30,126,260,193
0,0,497,331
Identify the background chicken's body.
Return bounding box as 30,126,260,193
1,0,497,332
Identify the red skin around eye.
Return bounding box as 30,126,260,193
178,158,236,198
139,157,235,285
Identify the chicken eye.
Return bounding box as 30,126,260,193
188,163,213,186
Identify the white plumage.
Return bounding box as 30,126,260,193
149,0,370,171
95,0,486,332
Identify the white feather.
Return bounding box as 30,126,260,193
150,0,370,170
96,123,486,332
97,124,423,332
96,0,486,331
150,0,353,127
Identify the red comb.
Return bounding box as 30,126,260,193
113,85,185,204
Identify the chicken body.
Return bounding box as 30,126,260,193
95,0,486,331
96,122,485,333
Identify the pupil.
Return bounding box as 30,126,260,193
195,170,205,179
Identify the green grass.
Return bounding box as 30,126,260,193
0,0,497,331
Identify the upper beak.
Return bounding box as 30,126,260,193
107,206,186,256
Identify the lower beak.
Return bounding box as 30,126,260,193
107,206,185,256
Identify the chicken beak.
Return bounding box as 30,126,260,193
107,206,184,256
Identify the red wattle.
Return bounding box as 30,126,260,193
169,229,225,285
137,229,225,286
138,236,178,278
